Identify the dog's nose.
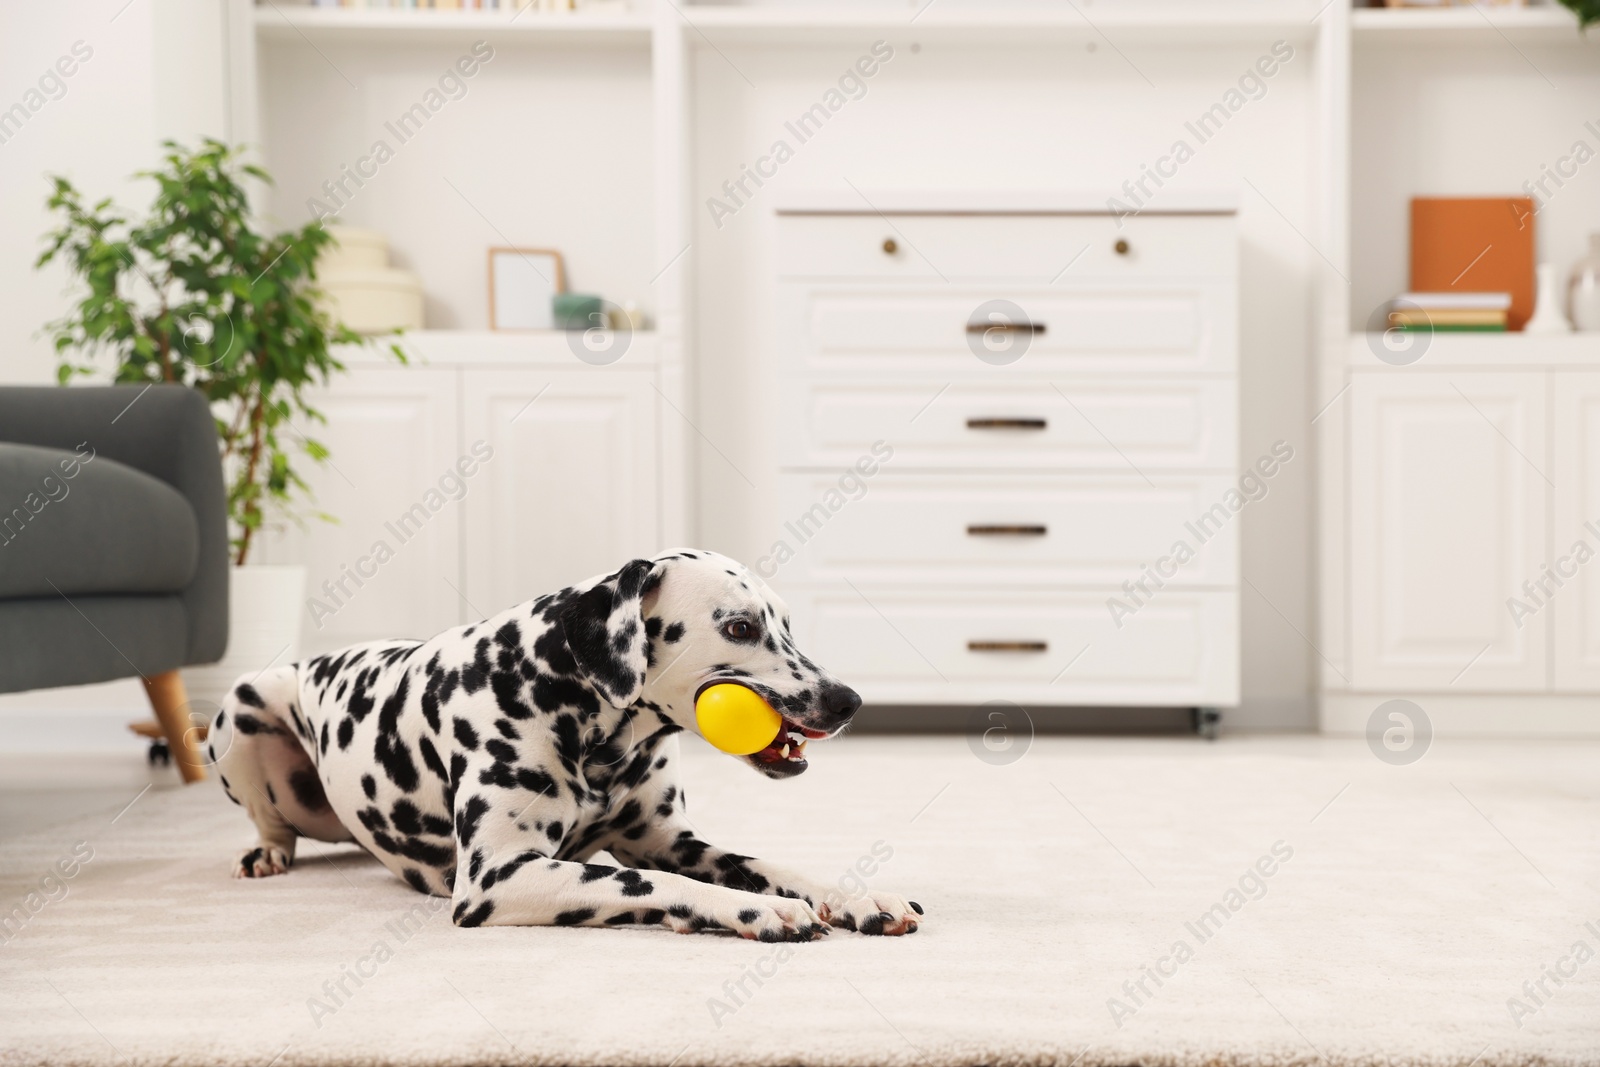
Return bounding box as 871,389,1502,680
819,682,861,724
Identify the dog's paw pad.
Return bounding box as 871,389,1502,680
233,846,292,879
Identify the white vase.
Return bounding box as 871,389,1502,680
1525,262,1574,335
183,564,307,716
1571,234,1600,333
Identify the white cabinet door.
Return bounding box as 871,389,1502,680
462,369,659,617
259,364,464,653
1553,372,1600,689
1349,372,1548,690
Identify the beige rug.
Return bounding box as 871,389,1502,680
1,735,1597,1067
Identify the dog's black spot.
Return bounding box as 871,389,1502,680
491,671,537,720
605,911,637,926
615,869,655,897
554,908,595,926
402,867,431,895
456,795,489,846
234,684,265,709
454,718,479,750
640,908,666,926
662,622,684,644
336,717,355,751
390,799,423,835
232,713,279,736
455,900,494,928
545,820,564,843
288,768,331,813
518,767,559,797
410,728,444,774
361,774,377,800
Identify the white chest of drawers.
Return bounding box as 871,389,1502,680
767,194,1240,710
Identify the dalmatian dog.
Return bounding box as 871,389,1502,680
209,549,923,941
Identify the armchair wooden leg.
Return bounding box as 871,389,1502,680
143,670,205,784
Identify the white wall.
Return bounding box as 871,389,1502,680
689,36,1317,728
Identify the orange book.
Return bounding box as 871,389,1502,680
1409,197,1535,331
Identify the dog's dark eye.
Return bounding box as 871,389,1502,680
722,619,758,642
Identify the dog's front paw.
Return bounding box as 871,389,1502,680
681,895,827,942
820,891,922,936
233,845,292,879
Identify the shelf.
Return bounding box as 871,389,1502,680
255,3,1332,48
254,7,653,47
1352,6,1594,46
1348,331,1600,368
679,3,1328,47
774,189,1239,215
339,329,658,367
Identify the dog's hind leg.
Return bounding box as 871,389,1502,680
211,665,351,878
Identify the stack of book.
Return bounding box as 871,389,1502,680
1387,292,1511,332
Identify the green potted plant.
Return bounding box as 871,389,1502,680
38,138,401,706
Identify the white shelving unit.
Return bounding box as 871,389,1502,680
1323,1,1600,735
253,6,653,45
1352,4,1591,43
680,3,1328,45
220,0,1600,729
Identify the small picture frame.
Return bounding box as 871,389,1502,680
488,247,566,331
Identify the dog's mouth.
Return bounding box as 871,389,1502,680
746,716,831,777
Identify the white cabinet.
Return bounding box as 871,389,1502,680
1348,372,1547,691
1553,372,1600,689
461,369,658,614
260,364,463,652
259,335,661,652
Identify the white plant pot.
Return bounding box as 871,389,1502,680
183,564,306,717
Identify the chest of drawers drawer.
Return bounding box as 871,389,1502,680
778,378,1237,470
770,472,1239,586
784,586,1239,706
777,283,1236,376
776,213,1237,281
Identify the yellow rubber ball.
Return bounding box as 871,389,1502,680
695,684,782,755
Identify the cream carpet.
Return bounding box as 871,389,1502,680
1,735,1597,1067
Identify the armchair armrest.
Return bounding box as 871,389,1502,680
0,385,229,666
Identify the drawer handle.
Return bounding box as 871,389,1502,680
968,640,1049,653
966,417,1047,430
965,322,1046,336
882,237,898,255
1115,239,1130,255
967,524,1047,537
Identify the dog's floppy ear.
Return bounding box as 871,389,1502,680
559,558,659,707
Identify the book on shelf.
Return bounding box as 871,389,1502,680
1394,292,1512,311
1386,291,1511,331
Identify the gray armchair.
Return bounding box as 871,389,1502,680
0,384,229,781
